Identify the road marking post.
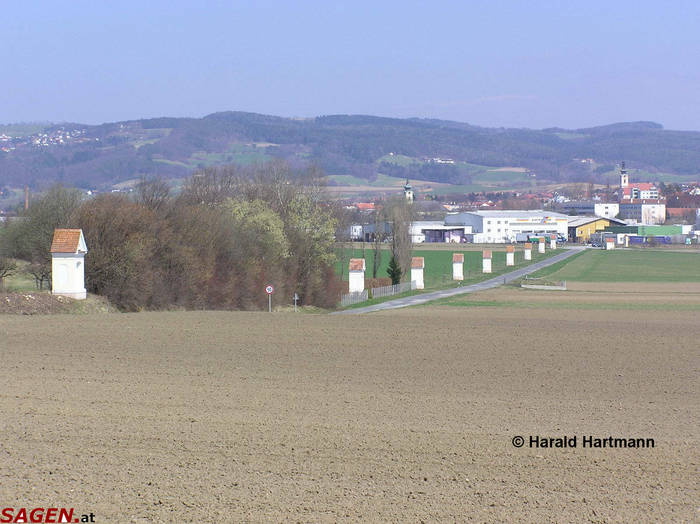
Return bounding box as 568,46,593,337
265,284,274,312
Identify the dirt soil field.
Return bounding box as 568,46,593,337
0,292,115,315
1,308,698,522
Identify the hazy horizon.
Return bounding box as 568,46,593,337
0,113,686,134
3,1,699,131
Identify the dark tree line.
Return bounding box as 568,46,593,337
0,161,343,311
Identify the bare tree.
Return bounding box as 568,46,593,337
371,206,385,278
27,262,51,290
180,166,238,205
1,185,83,264
0,257,17,290
135,175,171,212
385,197,414,281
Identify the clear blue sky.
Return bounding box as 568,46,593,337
2,1,699,130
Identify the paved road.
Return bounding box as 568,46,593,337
333,246,586,315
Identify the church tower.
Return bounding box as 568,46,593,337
403,179,414,202
619,161,629,188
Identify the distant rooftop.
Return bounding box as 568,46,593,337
567,216,627,227
567,216,607,227
446,210,569,219
467,210,569,217
411,220,450,227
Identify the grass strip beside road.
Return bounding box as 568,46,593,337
342,289,423,310
336,248,561,311
427,297,700,311
527,250,587,279
334,247,582,313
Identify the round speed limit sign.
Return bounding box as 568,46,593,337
265,285,275,295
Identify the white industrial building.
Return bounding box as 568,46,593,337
357,210,570,244
444,210,569,243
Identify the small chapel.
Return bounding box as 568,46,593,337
50,228,88,299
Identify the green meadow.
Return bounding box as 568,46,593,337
335,245,557,289
529,249,700,282
153,143,273,170
1,260,40,292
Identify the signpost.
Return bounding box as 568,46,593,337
265,284,274,312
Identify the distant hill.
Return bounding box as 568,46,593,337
1,112,700,192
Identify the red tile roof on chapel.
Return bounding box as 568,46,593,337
349,258,365,271
411,257,424,269
50,229,83,253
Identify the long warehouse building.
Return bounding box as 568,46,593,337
444,210,570,243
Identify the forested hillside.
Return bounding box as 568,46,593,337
1,113,700,192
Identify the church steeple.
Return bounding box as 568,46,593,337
619,161,629,188
403,179,414,202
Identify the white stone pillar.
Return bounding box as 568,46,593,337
411,257,425,289
452,253,464,280
482,250,492,273
550,234,557,250
348,258,365,292
506,245,515,266
524,242,532,261
538,238,546,254
605,238,615,250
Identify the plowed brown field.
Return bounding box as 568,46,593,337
1,306,697,522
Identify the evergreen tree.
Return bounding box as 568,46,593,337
387,256,402,285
